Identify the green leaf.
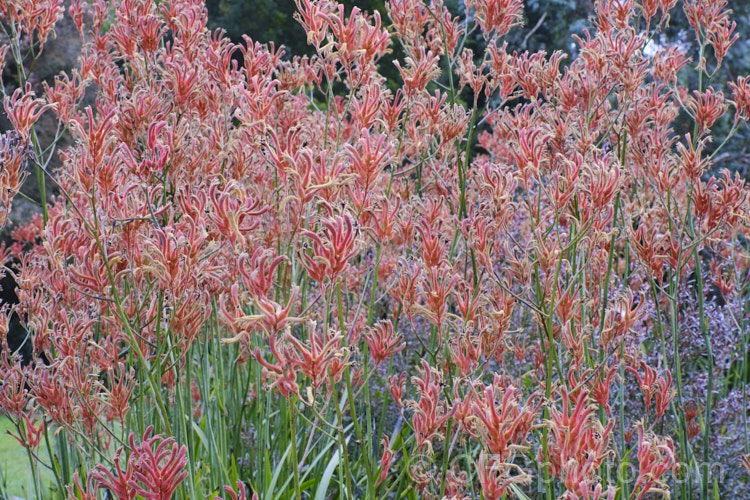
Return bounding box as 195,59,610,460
300,425,347,483
314,448,340,500
713,476,720,500
191,420,210,453
229,454,239,484
510,484,532,500
266,443,291,500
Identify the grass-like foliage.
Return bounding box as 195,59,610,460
1,0,749,498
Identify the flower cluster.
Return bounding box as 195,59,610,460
0,0,748,498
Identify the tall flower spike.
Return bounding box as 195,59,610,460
219,481,258,500
285,321,349,391
253,333,300,399
729,75,750,123
469,376,539,460
364,319,405,365
388,372,406,407
394,47,440,95
476,452,531,500
633,426,675,499
377,435,395,486
409,360,452,453
66,471,98,500
626,361,673,418
465,0,524,38
127,426,189,500
708,18,738,66
91,445,137,500
686,87,726,135
301,210,359,286
4,84,53,142
6,412,45,451
346,129,392,193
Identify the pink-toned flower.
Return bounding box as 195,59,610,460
376,435,395,486
301,209,359,286
91,445,137,500
364,319,404,365
469,377,539,460
409,360,452,453
465,0,523,38
128,426,189,500
633,427,675,499
218,481,258,500
729,75,750,123
686,87,726,135
476,452,531,500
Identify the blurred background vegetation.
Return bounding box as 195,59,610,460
205,0,750,178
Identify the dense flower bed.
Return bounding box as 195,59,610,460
1,0,749,498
